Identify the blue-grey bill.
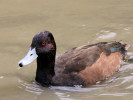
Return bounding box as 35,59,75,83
18,48,38,67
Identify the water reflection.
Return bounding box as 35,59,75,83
18,79,44,95
50,85,104,92
0,76,4,79
55,92,73,100
96,30,116,40
99,93,131,96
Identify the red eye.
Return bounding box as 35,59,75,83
42,42,46,46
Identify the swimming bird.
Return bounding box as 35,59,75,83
18,31,130,87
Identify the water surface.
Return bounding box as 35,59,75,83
1,0,133,100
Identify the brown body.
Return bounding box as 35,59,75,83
53,42,130,86
78,52,122,85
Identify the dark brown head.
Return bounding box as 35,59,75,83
18,31,56,67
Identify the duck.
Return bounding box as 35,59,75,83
18,31,131,87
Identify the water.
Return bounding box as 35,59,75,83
0,0,133,100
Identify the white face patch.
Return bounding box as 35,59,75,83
18,47,38,67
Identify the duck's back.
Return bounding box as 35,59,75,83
53,41,129,86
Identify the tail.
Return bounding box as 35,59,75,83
118,40,133,62
118,40,131,60
102,40,131,59
119,40,131,51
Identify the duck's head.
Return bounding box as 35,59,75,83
18,31,56,67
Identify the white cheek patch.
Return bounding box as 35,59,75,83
18,47,38,67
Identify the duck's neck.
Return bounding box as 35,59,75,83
35,53,55,86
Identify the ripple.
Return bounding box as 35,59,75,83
18,80,44,95
0,76,4,79
50,85,104,92
100,93,131,96
124,27,131,31
81,24,86,27
119,64,133,72
113,76,133,87
55,92,73,100
126,85,133,89
120,76,133,84
97,30,116,40
127,52,133,56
